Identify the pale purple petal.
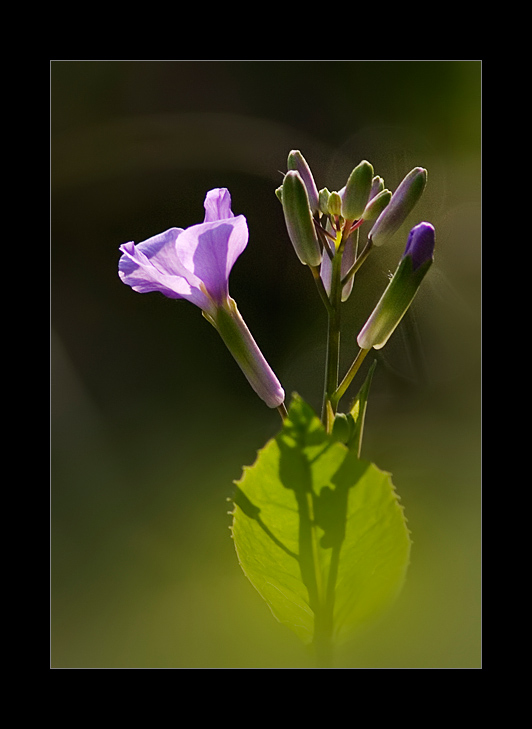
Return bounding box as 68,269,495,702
339,235,356,301
320,234,356,301
174,215,248,305
203,188,235,222
118,189,246,311
118,229,211,310
129,228,185,276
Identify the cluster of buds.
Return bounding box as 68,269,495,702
277,150,434,354
119,150,435,423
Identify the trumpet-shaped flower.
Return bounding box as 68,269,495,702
118,188,247,316
118,188,285,409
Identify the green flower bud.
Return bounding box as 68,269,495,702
361,188,392,222
327,191,342,217
318,187,331,215
282,170,322,266
341,160,374,221
331,412,354,444
275,185,283,203
287,150,320,214
357,223,435,350
368,167,427,246
370,176,385,197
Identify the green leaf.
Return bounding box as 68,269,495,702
231,394,411,660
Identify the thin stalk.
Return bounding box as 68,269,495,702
314,219,335,260
332,347,371,409
322,230,345,432
347,217,366,236
310,265,334,316
341,237,373,289
277,401,288,422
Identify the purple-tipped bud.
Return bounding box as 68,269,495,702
403,222,435,271
357,222,435,350
287,150,320,214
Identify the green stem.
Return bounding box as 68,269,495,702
322,231,345,432
310,266,334,315
341,237,373,289
332,347,371,409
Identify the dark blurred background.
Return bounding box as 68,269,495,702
51,60,481,668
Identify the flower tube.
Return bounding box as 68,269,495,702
118,188,285,408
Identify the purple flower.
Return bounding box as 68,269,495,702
118,189,285,409
118,188,247,316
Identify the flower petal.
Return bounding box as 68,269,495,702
203,188,235,222
118,229,211,310
127,228,185,274
320,234,356,301
174,215,248,304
